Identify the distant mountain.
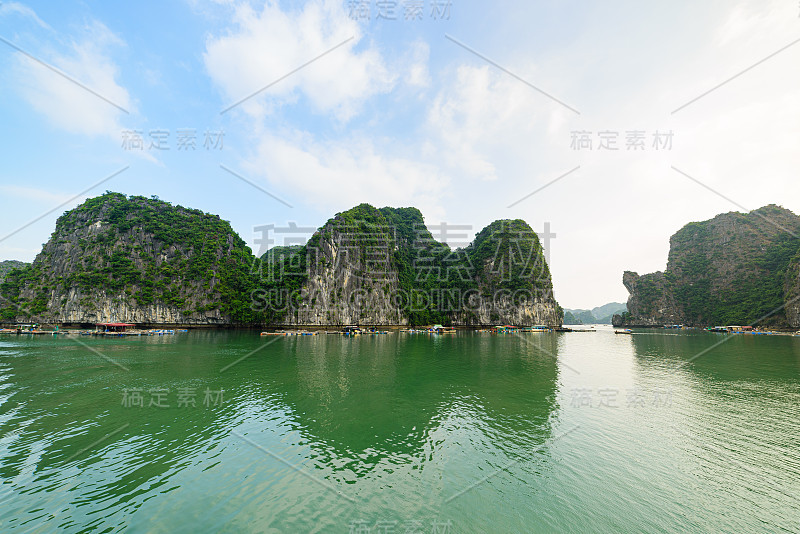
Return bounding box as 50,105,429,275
564,310,597,324
563,311,581,325
591,302,627,322
564,302,627,324
0,261,27,284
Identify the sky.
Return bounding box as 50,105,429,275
0,0,798,309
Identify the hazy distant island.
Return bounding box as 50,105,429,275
0,193,562,328
563,303,627,325
614,205,800,329
0,261,28,284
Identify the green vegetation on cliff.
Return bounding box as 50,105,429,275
256,203,559,326
1,192,264,323
622,205,800,327
2,196,559,326
0,261,27,284
669,231,800,325
466,219,553,294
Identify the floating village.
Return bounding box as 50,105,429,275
3,322,798,338
613,324,800,335
258,324,565,336
0,323,187,337
1,322,577,337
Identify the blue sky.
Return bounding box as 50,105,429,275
1,0,799,308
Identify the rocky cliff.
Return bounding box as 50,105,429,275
1,196,561,327
615,205,800,328
272,205,407,325
615,271,684,326
256,204,562,326
449,219,560,326
0,193,261,325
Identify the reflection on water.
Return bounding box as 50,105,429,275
1,329,799,532
626,330,800,532
0,331,561,532
285,334,558,457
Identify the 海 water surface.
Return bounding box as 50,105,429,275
0,328,798,532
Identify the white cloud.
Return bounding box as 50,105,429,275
420,0,800,308
204,0,394,121
0,185,83,205
244,130,449,222
713,0,796,47
0,1,51,29
403,40,431,89
11,20,132,137
204,0,799,308
205,1,447,221
425,64,573,183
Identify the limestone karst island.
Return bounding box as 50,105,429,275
3,195,799,335
1,193,561,329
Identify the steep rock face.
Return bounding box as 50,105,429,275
274,207,406,326
619,205,800,327
1,197,562,327
451,219,560,326
51,287,226,324
263,205,562,326
452,294,560,326
0,193,260,325
618,271,684,326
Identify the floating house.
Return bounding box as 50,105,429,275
521,325,551,332
492,325,519,334
431,324,456,333
96,322,136,333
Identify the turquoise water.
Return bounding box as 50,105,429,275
0,328,798,532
